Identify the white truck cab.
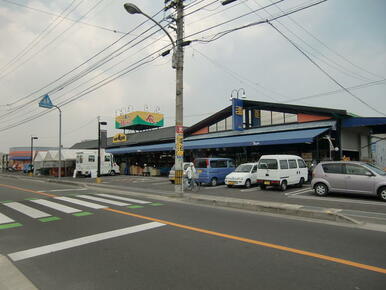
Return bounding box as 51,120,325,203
256,154,308,191
75,150,119,177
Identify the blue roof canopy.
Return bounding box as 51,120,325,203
343,117,386,128
107,128,329,155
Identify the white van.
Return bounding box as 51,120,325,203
75,150,120,177
225,162,259,188
256,155,308,191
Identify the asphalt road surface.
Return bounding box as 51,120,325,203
1,175,385,289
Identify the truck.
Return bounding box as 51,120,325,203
75,150,120,177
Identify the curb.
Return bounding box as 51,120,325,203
0,255,38,290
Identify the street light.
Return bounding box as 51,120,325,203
97,120,107,183
30,136,38,175
124,2,185,196
230,88,246,100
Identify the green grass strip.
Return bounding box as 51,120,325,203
0,223,22,230
39,216,61,223
73,212,93,217
1,200,14,203
127,205,144,209
149,203,163,206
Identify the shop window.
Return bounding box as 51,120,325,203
225,116,232,130
285,113,297,123
260,110,272,126
272,111,284,125
209,123,217,133
88,155,95,162
288,160,298,169
217,119,226,131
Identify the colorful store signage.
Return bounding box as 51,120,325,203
232,98,244,131
115,111,164,129
113,133,127,143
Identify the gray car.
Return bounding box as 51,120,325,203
311,161,386,201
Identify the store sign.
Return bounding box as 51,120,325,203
115,111,164,129
232,98,243,131
251,109,261,127
113,133,127,143
176,134,184,157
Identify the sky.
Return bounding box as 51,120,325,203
0,0,385,152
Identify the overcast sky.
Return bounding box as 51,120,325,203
0,0,385,152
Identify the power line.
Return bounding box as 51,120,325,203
268,21,385,116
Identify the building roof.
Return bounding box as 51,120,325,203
71,126,177,150
185,100,348,135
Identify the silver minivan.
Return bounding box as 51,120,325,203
311,161,386,201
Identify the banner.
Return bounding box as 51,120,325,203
251,108,261,127
232,98,243,131
115,111,164,129
100,130,107,148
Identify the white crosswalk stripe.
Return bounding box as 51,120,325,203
30,199,82,214
4,202,51,219
76,195,130,206
0,212,15,224
54,197,107,209
95,194,151,204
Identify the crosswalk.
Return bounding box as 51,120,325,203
0,193,155,229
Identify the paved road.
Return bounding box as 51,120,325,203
0,176,385,289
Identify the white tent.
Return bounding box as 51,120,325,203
52,149,77,161
34,151,47,162
43,150,57,162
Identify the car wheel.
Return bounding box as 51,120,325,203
297,177,305,188
210,177,218,187
170,180,175,184
227,184,232,188
110,170,116,176
280,180,287,191
260,184,266,190
378,186,386,202
314,183,328,196
244,179,251,188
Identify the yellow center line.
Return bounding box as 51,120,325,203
0,183,57,198
103,207,386,275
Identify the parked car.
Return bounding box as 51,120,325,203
194,158,235,186
225,162,259,188
168,162,190,183
23,163,33,173
256,155,308,191
311,161,386,201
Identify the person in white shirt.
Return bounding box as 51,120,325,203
184,162,197,187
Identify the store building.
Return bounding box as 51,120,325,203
8,146,57,171
71,100,386,174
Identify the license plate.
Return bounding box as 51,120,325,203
197,169,202,173
228,181,235,185
264,181,270,185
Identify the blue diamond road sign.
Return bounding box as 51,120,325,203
39,94,53,109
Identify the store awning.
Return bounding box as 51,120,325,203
184,127,329,149
343,117,386,134
108,128,328,155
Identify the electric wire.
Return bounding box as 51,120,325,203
268,21,385,116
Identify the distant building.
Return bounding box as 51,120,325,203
8,146,57,171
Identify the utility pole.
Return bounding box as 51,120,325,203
174,0,185,195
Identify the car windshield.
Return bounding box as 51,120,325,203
258,159,278,170
363,163,386,175
235,164,253,173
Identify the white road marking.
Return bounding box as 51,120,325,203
47,188,87,192
289,194,386,206
0,212,15,224
95,194,151,204
76,195,129,206
8,222,165,261
30,199,82,214
4,202,51,219
54,197,107,209
284,188,312,196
